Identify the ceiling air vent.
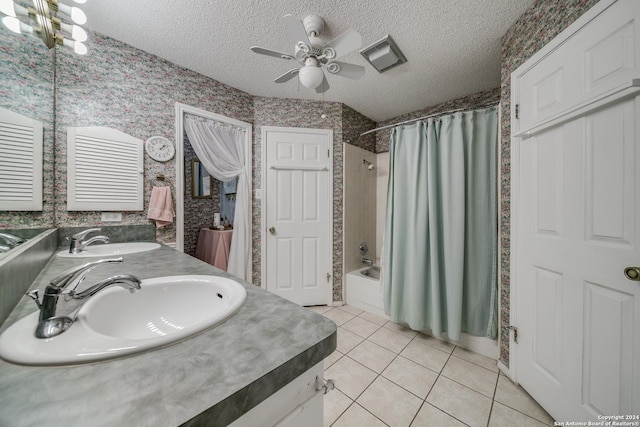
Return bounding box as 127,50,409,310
359,35,407,73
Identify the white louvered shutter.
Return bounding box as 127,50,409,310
0,107,43,211
67,126,143,211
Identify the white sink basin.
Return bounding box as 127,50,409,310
56,242,161,258
0,275,247,366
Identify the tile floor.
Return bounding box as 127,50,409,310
306,305,555,427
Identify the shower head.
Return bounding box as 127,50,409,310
363,159,376,170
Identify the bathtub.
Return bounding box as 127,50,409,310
345,266,389,320
345,266,499,360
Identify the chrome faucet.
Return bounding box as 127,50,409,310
27,257,141,338
362,258,373,267
0,232,25,250
67,228,110,254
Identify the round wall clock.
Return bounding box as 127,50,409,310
145,136,175,162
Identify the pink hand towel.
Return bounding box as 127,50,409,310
147,186,175,228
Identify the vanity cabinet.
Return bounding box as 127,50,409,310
230,362,324,427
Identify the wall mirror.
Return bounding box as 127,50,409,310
191,160,212,199
0,25,55,228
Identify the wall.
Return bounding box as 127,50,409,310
0,25,54,229
375,88,501,153
343,144,377,276
54,31,254,244
499,0,600,368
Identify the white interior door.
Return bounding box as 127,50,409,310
263,127,332,306
512,0,640,421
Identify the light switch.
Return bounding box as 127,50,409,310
101,212,122,222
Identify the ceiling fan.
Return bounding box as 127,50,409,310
251,14,366,93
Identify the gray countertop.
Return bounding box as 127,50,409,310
0,245,337,427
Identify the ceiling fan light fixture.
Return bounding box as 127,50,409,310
298,57,324,89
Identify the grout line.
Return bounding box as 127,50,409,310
485,370,501,427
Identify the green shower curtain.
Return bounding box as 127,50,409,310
382,106,498,340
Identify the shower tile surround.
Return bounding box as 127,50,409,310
343,144,377,275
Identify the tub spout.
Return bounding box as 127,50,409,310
362,258,373,266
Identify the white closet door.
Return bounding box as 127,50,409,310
263,127,332,306
512,0,640,421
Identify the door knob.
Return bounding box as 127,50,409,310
269,227,276,235
624,267,640,281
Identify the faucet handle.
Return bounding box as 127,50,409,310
71,228,102,241
27,290,41,309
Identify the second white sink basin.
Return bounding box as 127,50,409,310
56,242,161,258
0,275,247,366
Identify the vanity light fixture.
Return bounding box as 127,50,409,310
0,0,88,54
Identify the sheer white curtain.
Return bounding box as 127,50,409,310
184,114,250,280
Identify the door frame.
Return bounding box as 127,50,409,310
508,0,620,381
260,126,333,305
174,102,253,257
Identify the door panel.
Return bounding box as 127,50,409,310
517,97,640,421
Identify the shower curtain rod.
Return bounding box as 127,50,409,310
359,101,500,137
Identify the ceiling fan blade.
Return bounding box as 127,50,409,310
274,68,300,83
315,74,330,94
327,61,365,80
282,14,311,51
323,29,362,59
251,46,294,61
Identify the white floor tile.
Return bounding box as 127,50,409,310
358,311,389,326
441,355,498,398
400,340,451,373
325,356,377,400
341,316,382,338
452,346,499,373
306,305,332,314
413,333,455,354
494,376,554,425
336,327,364,354
382,355,438,399
324,350,343,370
383,321,419,338
426,376,492,427
357,376,423,427
323,308,356,326
323,389,352,427
368,327,412,353
411,403,467,427
332,403,387,427
348,340,396,374
489,401,552,427
336,304,364,316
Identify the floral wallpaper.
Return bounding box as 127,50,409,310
498,0,600,368
54,31,253,245
0,26,54,229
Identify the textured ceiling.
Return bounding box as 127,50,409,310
81,0,533,122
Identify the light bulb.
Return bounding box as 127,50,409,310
72,0,86,3
57,2,86,25
59,21,87,41
62,37,87,54
0,0,15,17
2,16,32,34
298,58,324,89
